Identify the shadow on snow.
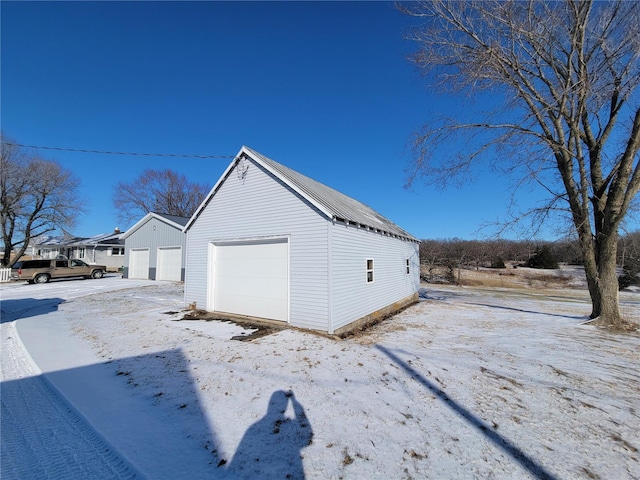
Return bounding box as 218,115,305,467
0,298,64,324
2,348,315,479
463,302,586,320
221,390,313,479
376,344,558,480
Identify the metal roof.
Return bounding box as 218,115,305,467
121,212,190,240
243,147,419,243
29,232,123,247
66,231,124,246
29,235,69,246
153,213,190,227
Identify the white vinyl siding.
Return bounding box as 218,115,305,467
185,159,329,331
185,151,420,334
330,222,420,332
157,246,182,281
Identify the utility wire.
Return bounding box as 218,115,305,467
4,142,236,159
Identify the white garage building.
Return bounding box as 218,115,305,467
121,212,189,281
183,146,420,335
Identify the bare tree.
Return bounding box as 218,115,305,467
1,137,84,267
113,169,210,226
439,238,469,284
401,0,640,328
420,239,446,282
618,230,640,282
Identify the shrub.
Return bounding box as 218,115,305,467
527,246,559,269
618,272,639,290
490,258,506,269
619,257,640,290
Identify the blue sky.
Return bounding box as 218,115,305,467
3,1,556,240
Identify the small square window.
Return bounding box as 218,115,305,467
366,258,374,283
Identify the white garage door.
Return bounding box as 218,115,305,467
211,239,288,322
157,246,182,281
129,248,150,279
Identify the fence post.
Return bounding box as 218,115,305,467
0,268,12,283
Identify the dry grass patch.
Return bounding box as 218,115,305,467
424,265,586,290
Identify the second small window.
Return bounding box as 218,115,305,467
366,258,374,283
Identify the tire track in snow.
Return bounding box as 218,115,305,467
1,322,141,480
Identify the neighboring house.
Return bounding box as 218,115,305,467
121,212,189,281
65,230,125,272
184,146,420,335
23,229,125,271
24,235,69,260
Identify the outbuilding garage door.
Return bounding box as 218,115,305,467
157,246,182,281
211,238,288,322
129,248,150,279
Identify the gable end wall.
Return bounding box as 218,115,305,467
185,159,330,331
123,218,187,279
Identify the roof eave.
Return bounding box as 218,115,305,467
241,146,336,222
332,216,419,243
122,212,188,239
184,151,242,232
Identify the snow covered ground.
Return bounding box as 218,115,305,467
1,277,639,479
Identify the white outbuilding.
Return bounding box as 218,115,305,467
183,146,420,335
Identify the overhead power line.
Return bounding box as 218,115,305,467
4,142,236,159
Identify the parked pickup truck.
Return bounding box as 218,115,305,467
13,258,107,284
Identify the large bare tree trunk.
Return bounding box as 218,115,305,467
583,234,621,325
576,192,627,326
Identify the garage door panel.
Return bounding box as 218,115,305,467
216,293,287,320
216,277,288,298
217,246,286,264
212,240,288,322
129,249,150,279
215,269,287,285
157,247,182,281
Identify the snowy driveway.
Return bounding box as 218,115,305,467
2,277,640,479
2,320,140,479
1,277,147,479
1,277,217,479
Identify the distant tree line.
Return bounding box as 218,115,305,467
420,232,640,289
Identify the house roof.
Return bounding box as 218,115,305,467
28,232,123,248
185,146,419,243
29,235,69,246
65,231,124,247
121,212,190,240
